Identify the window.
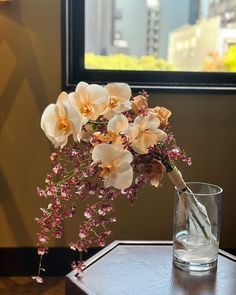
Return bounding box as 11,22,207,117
61,0,236,93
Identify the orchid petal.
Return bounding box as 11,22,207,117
87,84,109,105
132,129,167,154
125,124,139,139
92,143,117,164
40,104,59,138
92,143,133,164
75,82,89,104
105,83,131,102
63,100,82,141
134,114,160,131
107,114,129,133
113,147,133,165
102,109,116,120
69,92,84,110
56,91,69,105
105,162,133,189
114,101,132,113
88,103,105,121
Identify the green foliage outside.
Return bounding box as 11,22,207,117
223,45,236,72
85,46,236,72
85,53,176,71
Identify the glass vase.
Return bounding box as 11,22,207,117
173,182,223,271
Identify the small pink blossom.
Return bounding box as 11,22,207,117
54,231,62,239
166,132,174,144
50,152,59,161
32,276,43,283
69,242,77,251
84,211,92,219
37,187,47,198
97,238,106,247
71,260,86,275
38,248,47,256
168,148,181,161
38,234,47,243
53,163,63,174
79,231,87,239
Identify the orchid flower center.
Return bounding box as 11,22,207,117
57,118,70,133
109,96,119,109
97,131,117,143
100,164,113,177
80,104,93,116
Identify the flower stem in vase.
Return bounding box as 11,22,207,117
167,166,216,243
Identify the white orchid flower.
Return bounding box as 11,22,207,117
107,114,129,134
127,114,167,154
92,143,133,190
105,114,129,145
69,82,109,124
103,83,132,119
40,92,83,148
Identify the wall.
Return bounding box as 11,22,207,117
0,0,236,249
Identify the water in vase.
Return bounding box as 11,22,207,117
173,230,219,271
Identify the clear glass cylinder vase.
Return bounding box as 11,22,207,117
173,182,223,272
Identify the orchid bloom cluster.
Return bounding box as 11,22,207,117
34,82,191,283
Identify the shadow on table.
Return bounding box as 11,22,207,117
172,266,217,295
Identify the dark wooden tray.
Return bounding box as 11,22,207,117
65,241,236,295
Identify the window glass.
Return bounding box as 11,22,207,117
85,0,236,72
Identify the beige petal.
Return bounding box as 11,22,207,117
92,143,117,164
89,103,105,121
114,147,133,165
132,129,167,154
69,92,84,110
147,114,161,130
105,162,133,189
134,114,160,131
87,84,109,105
56,91,69,105
145,128,167,142
40,104,59,138
92,143,133,165
132,137,149,154
125,124,139,139
75,82,89,105
63,100,82,141
56,92,69,118
107,114,129,133
102,108,116,120
75,81,89,94
53,135,69,148
132,133,157,154
105,83,131,102
113,101,132,113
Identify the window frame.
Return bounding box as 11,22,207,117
61,0,236,93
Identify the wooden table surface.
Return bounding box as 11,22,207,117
0,277,64,295
66,241,236,295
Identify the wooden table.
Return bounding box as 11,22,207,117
0,277,65,295
65,241,236,295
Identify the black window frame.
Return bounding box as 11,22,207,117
61,0,236,93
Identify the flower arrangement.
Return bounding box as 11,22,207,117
33,82,192,283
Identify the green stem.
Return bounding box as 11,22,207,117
56,170,76,186
37,255,43,277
